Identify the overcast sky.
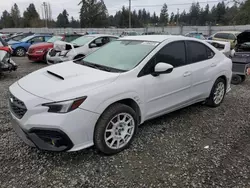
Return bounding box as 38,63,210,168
0,0,233,20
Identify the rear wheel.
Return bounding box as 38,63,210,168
15,47,26,57
231,74,242,85
94,103,138,155
206,78,226,107
240,75,246,83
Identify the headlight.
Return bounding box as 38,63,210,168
42,96,87,113
35,49,46,53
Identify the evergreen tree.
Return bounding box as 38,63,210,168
160,3,169,26
23,3,40,27
11,3,21,27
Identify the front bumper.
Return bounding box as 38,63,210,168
46,53,71,65
9,83,100,152
27,53,45,62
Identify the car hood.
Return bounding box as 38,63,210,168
8,40,21,45
29,42,53,49
237,31,250,45
18,61,120,101
53,41,73,51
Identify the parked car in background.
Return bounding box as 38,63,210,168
185,32,205,40
211,31,241,49
9,35,232,155
47,34,118,64
120,31,139,37
0,50,17,73
0,37,12,53
5,32,34,42
0,33,10,40
206,40,231,57
27,34,83,62
230,30,250,85
9,34,52,57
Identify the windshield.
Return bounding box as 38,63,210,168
20,35,34,42
82,40,158,71
71,36,94,46
47,36,63,43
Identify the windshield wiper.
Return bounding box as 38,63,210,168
81,60,122,73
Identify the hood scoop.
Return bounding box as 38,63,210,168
47,70,64,80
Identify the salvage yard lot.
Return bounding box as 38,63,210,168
0,57,250,188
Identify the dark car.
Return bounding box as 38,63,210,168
231,30,250,85
27,34,83,62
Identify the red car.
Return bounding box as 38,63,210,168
27,34,83,62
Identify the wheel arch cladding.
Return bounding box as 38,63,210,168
101,98,141,124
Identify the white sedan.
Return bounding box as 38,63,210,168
46,34,118,64
9,35,232,155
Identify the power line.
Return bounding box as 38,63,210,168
131,0,229,8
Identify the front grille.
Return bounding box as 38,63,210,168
9,92,27,119
49,49,57,57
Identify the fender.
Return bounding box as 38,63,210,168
94,91,145,122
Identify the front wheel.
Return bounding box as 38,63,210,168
94,103,138,155
206,78,226,107
15,47,26,57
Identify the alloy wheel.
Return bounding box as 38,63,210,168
104,113,135,150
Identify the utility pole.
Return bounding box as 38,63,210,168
42,2,48,28
177,8,179,26
129,0,131,28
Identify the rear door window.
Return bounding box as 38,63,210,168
187,41,214,63
228,34,236,40
214,33,229,39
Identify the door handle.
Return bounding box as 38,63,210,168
211,63,217,67
183,71,191,77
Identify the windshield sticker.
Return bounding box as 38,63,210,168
141,42,159,46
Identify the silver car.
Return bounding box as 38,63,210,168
46,34,118,64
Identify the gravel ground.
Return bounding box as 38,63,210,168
0,57,250,188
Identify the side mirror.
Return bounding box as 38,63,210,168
89,43,97,48
152,62,173,77
29,41,34,44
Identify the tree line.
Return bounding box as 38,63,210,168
1,0,250,29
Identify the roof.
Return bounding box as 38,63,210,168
33,34,52,36
215,31,241,34
87,34,118,38
119,35,186,42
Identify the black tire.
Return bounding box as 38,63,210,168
231,74,242,85
94,103,138,155
205,78,226,107
73,54,85,61
240,75,246,83
15,47,26,57
42,51,48,63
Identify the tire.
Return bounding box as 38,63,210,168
231,74,242,85
205,78,226,107
42,51,48,63
94,103,138,155
73,54,85,61
240,75,246,83
15,47,26,57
